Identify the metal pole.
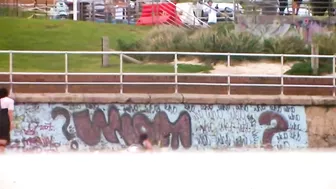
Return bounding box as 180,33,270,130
9,52,13,94
73,0,78,21
174,52,178,93
228,74,230,95
333,56,335,96
120,53,123,94
65,53,69,93
227,54,230,95
281,55,284,95
227,53,231,67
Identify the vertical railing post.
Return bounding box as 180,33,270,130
227,53,231,67
280,54,284,95
120,52,123,94
227,53,231,95
174,52,178,93
65,53,69,93
333,56,335,97
9,51,13,95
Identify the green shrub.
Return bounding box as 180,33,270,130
212,22,235,34
184,29,224,62
140,25,190,61
142,25,189,51
221,31,263,61
116,39,140,51
263,36,309,61
182,26,263,61
117,24,334,70
285,61,333,75
313,33,336,55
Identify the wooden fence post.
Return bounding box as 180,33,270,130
102,36,110,67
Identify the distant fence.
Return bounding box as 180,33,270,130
0,0,20,17
0,0,51,18
0,0,159,24
0,50,335,96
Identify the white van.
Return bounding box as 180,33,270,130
196,0,243,21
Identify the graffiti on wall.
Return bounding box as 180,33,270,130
7,104,308,152
237,17,334,43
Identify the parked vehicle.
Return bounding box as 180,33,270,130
48,0,69,20
197,0,243,21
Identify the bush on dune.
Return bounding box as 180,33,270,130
313,34,336,56
263,36,309,62
286,33,336,75
118,24,263,62
117,24,336,75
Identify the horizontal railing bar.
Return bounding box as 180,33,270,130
216,74,281,78
284,75,335,79
68,73,120,76
176,73,282,77
229,84,281,87
176,83,229,86
9,73,121,76
0,81,333,88
176,73,228,77
282,84,334,88
0,82,122,85
10,72,66,75
117,82,175,85
230,84,334,88
125,52,336,58
1,50,335,95
0,82,66,85
0,82,173,85
1,72,334,79
0,50,335,58
67,82,120,85
122,73,176,76
0,51,122,55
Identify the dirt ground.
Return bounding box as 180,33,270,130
210,62,293,75
177,58,294,75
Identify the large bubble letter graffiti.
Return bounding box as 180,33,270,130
7,104,308,152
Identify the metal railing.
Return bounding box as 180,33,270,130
0,50,335,95
237,0,336,16
166,0,209,28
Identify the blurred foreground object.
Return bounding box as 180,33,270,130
0,151,336,189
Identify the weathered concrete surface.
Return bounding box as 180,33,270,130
306,106,336,148
10,93,336,105
1,74,335,95
10,93,336,148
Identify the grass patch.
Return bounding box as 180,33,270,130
0,17,149,72
0,17,211,73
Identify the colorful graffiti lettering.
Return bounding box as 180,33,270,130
8,136,60,152
7,104,308,152
51,106,192,150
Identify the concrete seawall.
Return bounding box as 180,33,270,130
7,93,336,152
